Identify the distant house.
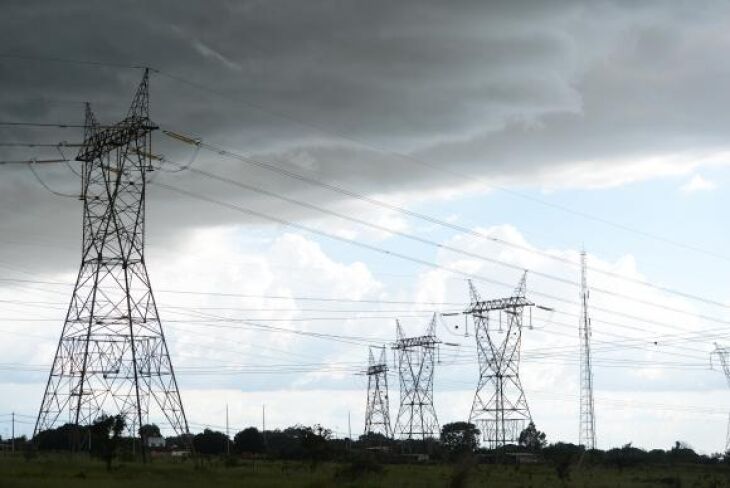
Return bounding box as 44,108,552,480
507,452,543,465
146,436,166,449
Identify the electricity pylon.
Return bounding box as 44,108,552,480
579,251,597,449
363,346,392,438
393,315,440,441
711,343,730,452
34,70,190,454
467,272,534,448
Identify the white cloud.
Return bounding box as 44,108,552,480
1,224,727,452
681,174,717,194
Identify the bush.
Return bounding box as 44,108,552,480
334,456,383,482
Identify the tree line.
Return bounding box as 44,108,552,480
19,418,730,470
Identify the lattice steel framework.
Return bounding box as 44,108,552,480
393,316,440,440
711,343,730,452
34,70,190,449
467,272,534,448
364,346,392,438
579,251,597,449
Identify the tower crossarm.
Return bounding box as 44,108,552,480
76,115,158,163
466,296,534,314
367,364,388,375
393,334,440,350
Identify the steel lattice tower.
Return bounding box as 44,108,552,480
467,272,534,448
393,316,440,441
579,251,597,449
711,343,730,452
363,346,392,438
34,70,190,450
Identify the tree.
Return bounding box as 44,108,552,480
518,422,546,451
90,415,126,471
234,427,265,454
301,424,332,468
165,433,194,451
34,423,86,451
139,424,161,439
440,422,480,457
669,440,699,465
193,428,230,455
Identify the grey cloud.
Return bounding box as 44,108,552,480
1,0,729,277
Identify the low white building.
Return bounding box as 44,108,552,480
146,436,166,449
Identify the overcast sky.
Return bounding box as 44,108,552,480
1,0,729,452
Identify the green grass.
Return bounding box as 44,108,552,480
1,454,730,487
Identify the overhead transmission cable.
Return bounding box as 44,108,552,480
153,180,729,341
161,157,730,321
162,130,730,311
147,69,729,263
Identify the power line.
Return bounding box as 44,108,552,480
2,136,725,320
149,69,729,263
4,54,726,261
7,51,724,263
0,53,144,70
173,159,730,319
0,158,70,165
153,181,730,336
0,270,723,350
163,131,730,311
0,122,95,129
0,142,82,147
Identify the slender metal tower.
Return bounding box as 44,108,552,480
467,272,534,448
578,251,597,449
393,316,440,441
710,343,730,452
363,346,392,438
34,70,190,450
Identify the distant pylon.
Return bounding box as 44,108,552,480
34,70,190,453
710,343,730,452
393,316,440,441
363,346,392,438
467,272,534,448
579,251,597,449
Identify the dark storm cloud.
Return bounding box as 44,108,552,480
1,0,729,274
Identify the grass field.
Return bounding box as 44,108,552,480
1,454,730,487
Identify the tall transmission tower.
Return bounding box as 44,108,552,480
711,343,730,452
467,272,534,448
34,70,191,452
393,316,440,441
363,346,392,438
579,251,597,449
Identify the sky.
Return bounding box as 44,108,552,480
0,0,729,452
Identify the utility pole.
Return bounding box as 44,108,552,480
393,315,440,442
579,251,597,449
33,70,191,460
262,404,267,447
363,346,392,438
467,272,535,448
711,344,730,452
11,412,15,454
347,411,352,450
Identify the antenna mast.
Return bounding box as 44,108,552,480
579,251,597,449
